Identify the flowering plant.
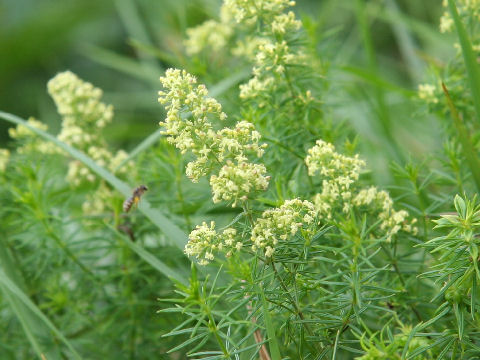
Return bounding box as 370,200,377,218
0,0,479,358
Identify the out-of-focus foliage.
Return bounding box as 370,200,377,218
11,0,480,358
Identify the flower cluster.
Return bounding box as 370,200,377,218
158,68,269,204
47,71,135,217
48,71,113,149
158,68,225,156
439,0,480,33
8,117,56,154
48,71,135,189
222,0,296,24
306,140,416,240
0,149,9,173
183,0,305,103
271,11,301,35
418,83,439,104
234,2,305,101
251,199,317,257
217,121,267,160
306,140,365,217
210,161,269,206
240,40,299,99
231,36,269,60
354,187,417,242
184,20,233,56
184,222,242,265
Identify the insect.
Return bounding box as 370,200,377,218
123,185,148,212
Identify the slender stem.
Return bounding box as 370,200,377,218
262,135,304,160
242,201,255,227
271,262,321,353
380,244,422,322
41,219,97,281
203,304,229,357
283,67,297,100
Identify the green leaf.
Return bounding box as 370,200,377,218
441,84,480,192
82,44,160,85
454,194,466,218
258,284,282,360
472,275,477,320
447,0,480,125
453,302,464,341
0,111,188,251
112,226,187,285
0,268,81,359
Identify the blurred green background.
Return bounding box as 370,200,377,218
0,0,447,180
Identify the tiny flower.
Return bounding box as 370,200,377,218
0,149,10,173
184,222,243,265
251,199,317,256
418,83,438,104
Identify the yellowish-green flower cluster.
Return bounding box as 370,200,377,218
158,68,226,156
47,71,135,217
81,182,115,214
48,71,113,148
240,40,299,99
306,140,416,240
8,117,56,154
184,222,242,265
231,36,269,60
222,0,296,24
0,149,9,173
439,0,480,33
217,120,266,160
184,20,233,56
271,11,301,35
184,0,305,103
210,161,268,206
233,1,304,101
158,68,269,205
418,83,439,104
354,187,417,242
306,140,365,217
48,71,135,188
251,199,317,257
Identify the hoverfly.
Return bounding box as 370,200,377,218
123,185,148,212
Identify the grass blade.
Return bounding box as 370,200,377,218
441,83,480,192
447,0,480,124
0,268,82,359
114,0,162,74
257,284,282,360
82,44,160,85
384,0,424,81
0,244,53,358
0,286,45,358
0,111,188,250
112,226,187,285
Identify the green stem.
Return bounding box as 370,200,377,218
332,305,354,360
355,0,404,163
203,304,229,357
271,262,321,353
442,82,480,192
283,67,297,99
262,135,304,160
380,244,422,322
41,219,97,282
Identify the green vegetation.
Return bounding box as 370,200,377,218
2,0,480,358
